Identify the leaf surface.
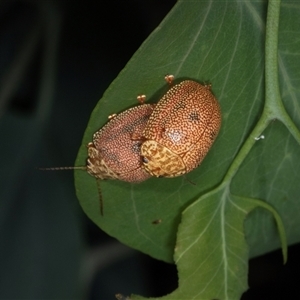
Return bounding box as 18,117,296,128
75,0,299,298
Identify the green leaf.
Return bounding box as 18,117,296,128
75,0,299,298
130,189,287,300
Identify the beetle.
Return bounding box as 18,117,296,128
87,101,154,183
41,97,154,215
140,77,221,178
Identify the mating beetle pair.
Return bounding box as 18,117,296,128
87,75,222,182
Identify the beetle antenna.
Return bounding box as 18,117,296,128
96,178,104,216
164,74,175,85
38,166,87,171
184,175,196,185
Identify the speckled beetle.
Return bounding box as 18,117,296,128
41,98,154,215
87,101,154,183
141,76,221,178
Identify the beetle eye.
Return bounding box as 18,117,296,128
142,156,149,163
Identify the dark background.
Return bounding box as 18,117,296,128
0,0,299,299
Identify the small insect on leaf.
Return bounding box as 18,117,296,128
141,76,221,178
152,219,162,224
41,99,155,215
87,104,154,183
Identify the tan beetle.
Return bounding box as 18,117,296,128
86,98,155,214
41,97,154,215
87,102,154,183
141,76,221,178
